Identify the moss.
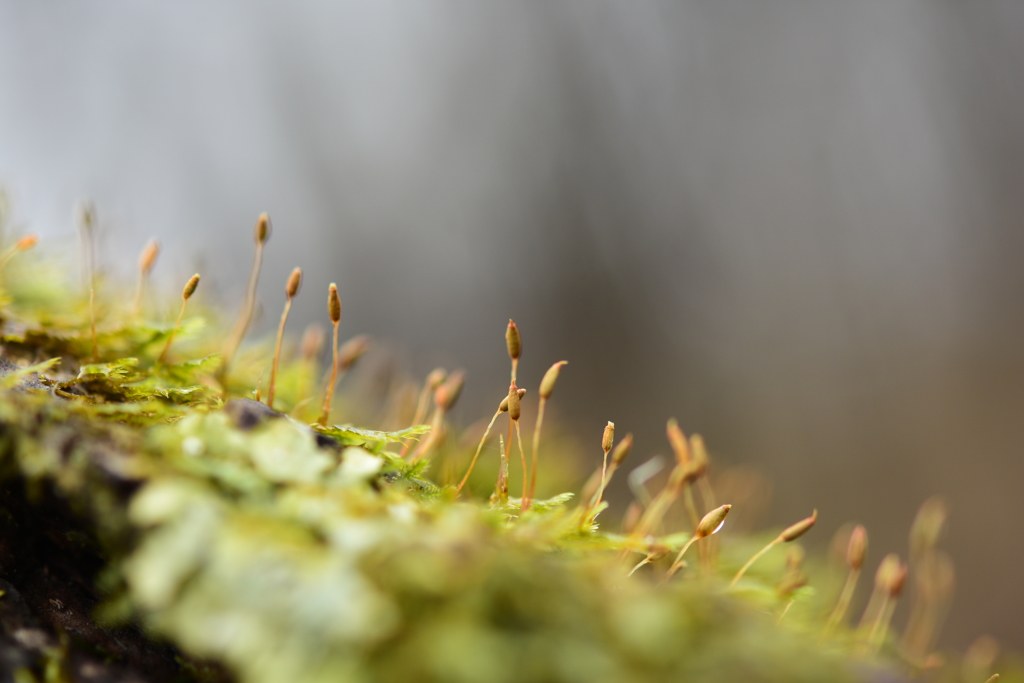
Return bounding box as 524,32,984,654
0,218,1014,683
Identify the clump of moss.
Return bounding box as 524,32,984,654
0,207,1016,683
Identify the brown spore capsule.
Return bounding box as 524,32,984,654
79,201,95,231
875,553,903,593
666,419,691,464
138,239,160,273
507,382,521,421
910,496,947,559
286,267,302,298
426,368,448,390
539,360,567,400
498,388,525,413
602,421,615,454
446,370,466,408
338,335,370,371
506,319,521,361
847,524,868,570
696,504,732,538
328,283,341,323
780,510,817,542
611,433,633,466
436,370,466,412
255,213,271,243
690,434,709,470
680,458,705,485
881,557,908,597
300,324,325,362
182,274,200,299
684,439,708,479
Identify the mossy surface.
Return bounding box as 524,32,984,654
0,222,1013,683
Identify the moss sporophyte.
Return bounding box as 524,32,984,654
0,202,1011,683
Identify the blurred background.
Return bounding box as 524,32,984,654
2,1,1023,651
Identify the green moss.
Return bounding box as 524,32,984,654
0,223,1014,683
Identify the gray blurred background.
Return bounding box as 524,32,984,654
2,1,1023,651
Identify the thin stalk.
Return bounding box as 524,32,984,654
698,478,719,571
132,239,159,316
619,477,684,562
266,267,303,408
527,396,548,508
318,319,340,426
590,450,611,510
495,435,508,505
529,360,567,508
457,409,503,494
515,421,529,511
621,502,643,534
634,482,678,536
731,511,818,587
682,487,701,534
222,215,270,380
0,235,37,271
289,325,325,418
314,360,357,420
628,553,656,576
267,298,293,409
584,456,629,521
253,368,264,402
857,586,885,633
666,535,700,578
410,406,444,463
132,270,146,317
580,460,613,529
159,274,200,364
625,491,673,549
665,505,730,579
900,589,928,660
899,552,950,662
289,397,313,418
158,299,187,364
0,249,16,271
582,423,616,524
867,595,896,652
224,241,264,367
400,370,444,459
777,600,796,624
579,467,604,504
681,486,706,569
822,568,861,638
504,415,514,497
410,370,464,463
78,203,95,293
400,385,434,458
698,477,717,514
731,538,780,587
89,288,98,362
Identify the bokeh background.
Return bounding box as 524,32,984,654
2,2,1023,651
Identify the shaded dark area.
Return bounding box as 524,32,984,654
0,363,229,683
0,484,218,683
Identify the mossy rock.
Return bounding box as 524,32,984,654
0,215,1011,683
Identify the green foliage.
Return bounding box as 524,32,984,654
0,224,1015,683
313,423,431,454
